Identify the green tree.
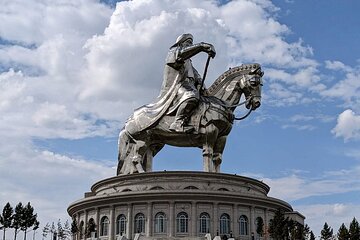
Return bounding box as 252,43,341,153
70,218,78,240
63,220,71,240
337,223,349,240
57,219,65,240
12,203,24,240
309,231,316,240
268,209,287,240
42,223,50,240
32,220,40,240
320,222,333,240
0,202,14,240
50,222,56,240
349,217,360,240
292,223,310,240
85,219,96,238
21,202,38,240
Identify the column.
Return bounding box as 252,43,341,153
264,208,269,240
232,204,238,237
109,206,115,240
84,210,88,239
169,201,175,237
250,206,255,238
77,212,81,240
95,208,100,238
126,204,133,240
191,201,197,236
213,202,218,237
146,202,153,237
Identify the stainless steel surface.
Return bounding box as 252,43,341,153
117,35,263,175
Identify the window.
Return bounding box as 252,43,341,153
134,213,145,233
154,212,166,233
150,186,164,190
79,221,84,239
116,214,127,235
256,217,264,237
199,212,210,234
220,214,230,235
184,186,199,190
176,212,188,233
100,216,109,236
239,215,248,235
87,218,96,238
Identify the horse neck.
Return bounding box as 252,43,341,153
207,70,245,107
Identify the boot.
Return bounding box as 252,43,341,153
169,99,197,133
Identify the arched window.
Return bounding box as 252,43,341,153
176,212,188,233
220,213,230,235
256,217,264,237
239,215,248,235
100,216,109,236
134,213,145,233
199,212,210,234
154,212,166,233
184,186,199,190
116,214,127,235
79,221,84,239
87,218,96,238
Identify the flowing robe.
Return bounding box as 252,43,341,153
125,44,205,135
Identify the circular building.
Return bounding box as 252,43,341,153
68,171,304,240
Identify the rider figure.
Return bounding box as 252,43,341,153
163,33,216,133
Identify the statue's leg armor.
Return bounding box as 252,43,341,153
175,98,198,122
170,98,198,132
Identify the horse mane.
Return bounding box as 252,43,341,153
206,63,261,96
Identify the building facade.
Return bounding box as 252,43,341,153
68,171,304,240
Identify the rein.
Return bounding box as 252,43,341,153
215,94,261,121
206,68,262,121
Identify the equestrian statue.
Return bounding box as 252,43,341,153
117,33,263,175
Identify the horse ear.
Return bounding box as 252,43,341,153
250,68,264,77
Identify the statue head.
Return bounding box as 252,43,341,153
171,33,193,48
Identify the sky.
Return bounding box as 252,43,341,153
1,0,360,238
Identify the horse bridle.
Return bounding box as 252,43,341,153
216,74,262,121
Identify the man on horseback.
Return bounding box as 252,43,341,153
124,34,216,136
162,33,216,132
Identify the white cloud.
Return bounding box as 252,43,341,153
332,109,360,141
2,0,360,234
0,0,111,45
320,61,360,110
325,60,352,72
0,137,114,226
263,167,360,201
296,203,360,236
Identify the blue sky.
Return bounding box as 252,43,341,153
1,0,360,238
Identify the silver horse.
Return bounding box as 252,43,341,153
117,63,263,175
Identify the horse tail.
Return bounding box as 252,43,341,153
117,129,131,175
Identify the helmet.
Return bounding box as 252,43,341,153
170,33,193,48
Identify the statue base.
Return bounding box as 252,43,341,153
68,171,304,240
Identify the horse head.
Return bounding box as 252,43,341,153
240,65,263,110
207,63,263,112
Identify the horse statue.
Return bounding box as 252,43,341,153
117,63,263,175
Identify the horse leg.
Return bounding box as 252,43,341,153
202,124,218,172
213,136,227,173
143,144,164,172
131,140,147,173
117,129,132,175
